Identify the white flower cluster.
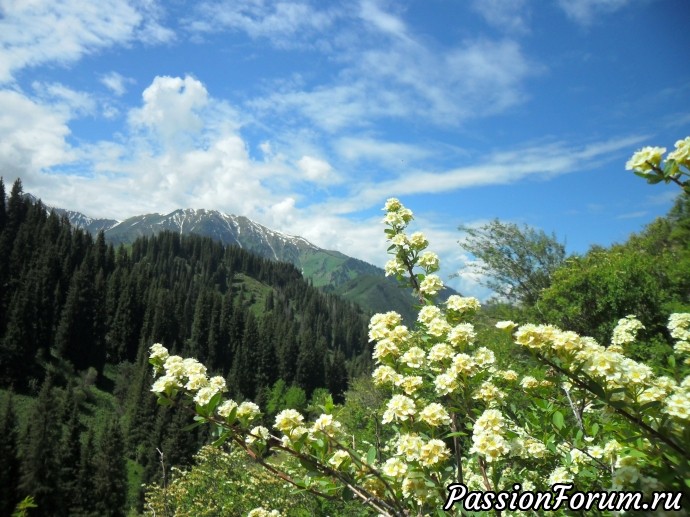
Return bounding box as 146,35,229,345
611,315,645,349
669,313,690,361
508,316,690,422
150,344,227,407
148,344,265,428
469,409,509,462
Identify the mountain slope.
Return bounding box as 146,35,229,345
54,205,455,321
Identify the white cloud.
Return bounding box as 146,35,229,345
100,72,135,96
297,155,338,183
335,137,432,166
0,89,74,178
557,0,631,26
249,28,538,131
128,75,210,148
471,0,530,34
188,0,340,49
317,135,649,216
0,0,172,84
31,81,97,117
359,0,408,39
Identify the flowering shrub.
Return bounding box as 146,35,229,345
627,136,690,194
150,196,690,514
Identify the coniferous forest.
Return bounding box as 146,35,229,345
0,178,371,516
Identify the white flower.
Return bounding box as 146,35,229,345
384,198,402,211
418,251,440,270
151,375,180,394
246,426,270,445
495,320,516,331
419,403,451,427
418,305,441,324
667,136,690,165
237,401,261,422
382,394,416,423
446,296,480,313
382,457,407,478
626,146,666,172
328,450,350,469
419,439,451,466
409,232,428,249
419,275,444,295
194,386,217,406
217,399,238,418
149,343,169,362
274,409,304,432
311,414,342,437
384,258,407,277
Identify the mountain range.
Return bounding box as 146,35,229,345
34,198,454,321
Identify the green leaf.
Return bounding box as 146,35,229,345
299,457,318,472
590,423,599,437
182,420,204,432
211,431,230,447
156,397,172,407
552,411,564,430
366,446,377,465
663,159,679,178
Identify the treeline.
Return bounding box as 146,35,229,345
0,178,371,515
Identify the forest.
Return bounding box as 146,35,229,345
0,178,372,516
1,167,690,515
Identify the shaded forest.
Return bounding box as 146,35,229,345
0,178,371,516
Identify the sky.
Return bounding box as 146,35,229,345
1,0,689,299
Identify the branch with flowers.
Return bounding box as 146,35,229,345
627,136,690,194
149,150,690,515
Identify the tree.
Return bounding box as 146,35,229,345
0,392,20,516
458,219,566,306
19,376,62,516
92,420,128,517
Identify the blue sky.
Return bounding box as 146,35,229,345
1,0,689,298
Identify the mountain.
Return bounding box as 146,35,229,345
44,204,456,321
24,194,119,234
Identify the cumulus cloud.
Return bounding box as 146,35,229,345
297,155,338,183
0,89,75,178
128,75,210,148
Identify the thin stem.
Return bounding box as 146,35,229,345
450,413,464,486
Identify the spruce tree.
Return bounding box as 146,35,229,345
0,392,20,516
19,375,62,516
93,419,128,517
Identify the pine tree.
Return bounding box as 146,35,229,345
0,177,6,232
58,391,82,517
0,392,20,515
93,419,128,517
73,429,97,516
19,375,62,516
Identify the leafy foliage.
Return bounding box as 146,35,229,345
459,219,566,306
